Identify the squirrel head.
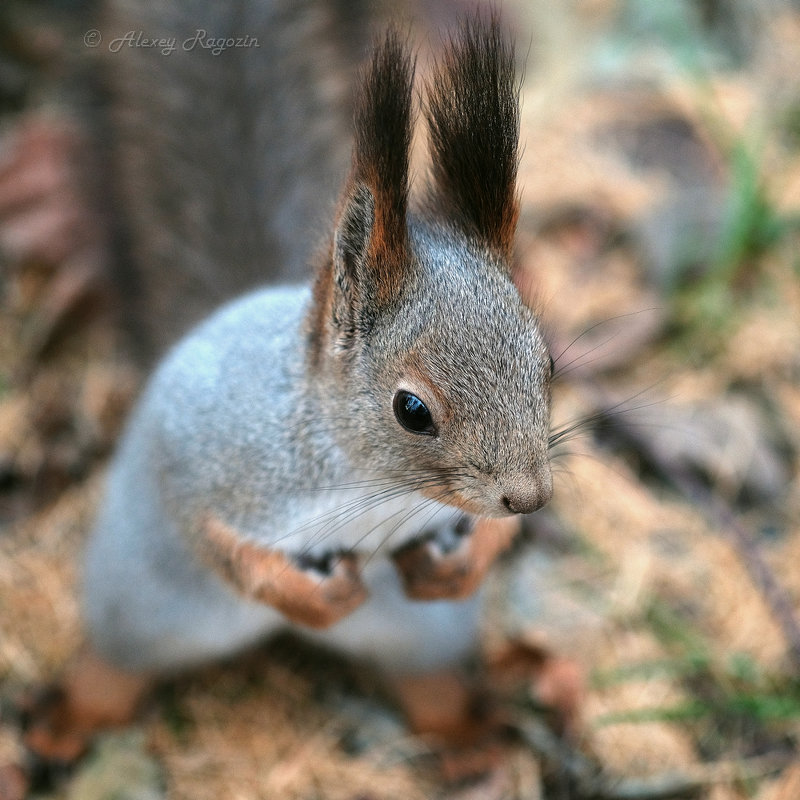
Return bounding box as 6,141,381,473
308,17,552,518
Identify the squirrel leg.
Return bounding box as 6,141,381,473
391,516,519,601
391,669,509,784
21,647,151,764
486,639,585,738
203,517,368,630
391,645,585,784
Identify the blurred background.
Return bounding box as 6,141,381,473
0,0,798,798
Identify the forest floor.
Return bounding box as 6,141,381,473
1,1,799,798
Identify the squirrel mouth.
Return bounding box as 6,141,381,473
418,482,496,516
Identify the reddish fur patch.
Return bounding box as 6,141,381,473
392,516,519,601
416,484,489,516
361,166,409,308
497,201,520,263
401,353,456,424
392,670,492,745
0,764,27,800
306,249,335,366
486,641,585,737
203,517,368,630
22,648,151,763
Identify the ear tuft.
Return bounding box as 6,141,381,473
425,15,520,260
311,30,414,356
348,27,415,304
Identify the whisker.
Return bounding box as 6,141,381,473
285,481,423,547
548,385,668,449
359,484,467,569
551,309,660,380
286,471,470,556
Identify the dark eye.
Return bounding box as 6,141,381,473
393,391,436,435
549,355,556,376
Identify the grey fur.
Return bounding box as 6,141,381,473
86,222,551,674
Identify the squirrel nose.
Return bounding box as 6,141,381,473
502,493,543,515
500,471,553,515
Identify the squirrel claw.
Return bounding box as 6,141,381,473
392,517,519,601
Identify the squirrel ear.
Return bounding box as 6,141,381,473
331,27,414,332
425,15,520,262
330,183,374,337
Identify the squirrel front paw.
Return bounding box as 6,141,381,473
203,518,368,629
391,516,519,601
281,552,369,629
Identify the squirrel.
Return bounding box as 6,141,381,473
22,7,557,762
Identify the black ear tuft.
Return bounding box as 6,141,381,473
425,15,520,259
345,27,415,305
311,29,414,356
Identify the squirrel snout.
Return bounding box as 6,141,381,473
500,470,553,515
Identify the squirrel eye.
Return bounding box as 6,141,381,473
393,391,436,435
549,355,555,376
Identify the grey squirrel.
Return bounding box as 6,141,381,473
25,6,556,758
